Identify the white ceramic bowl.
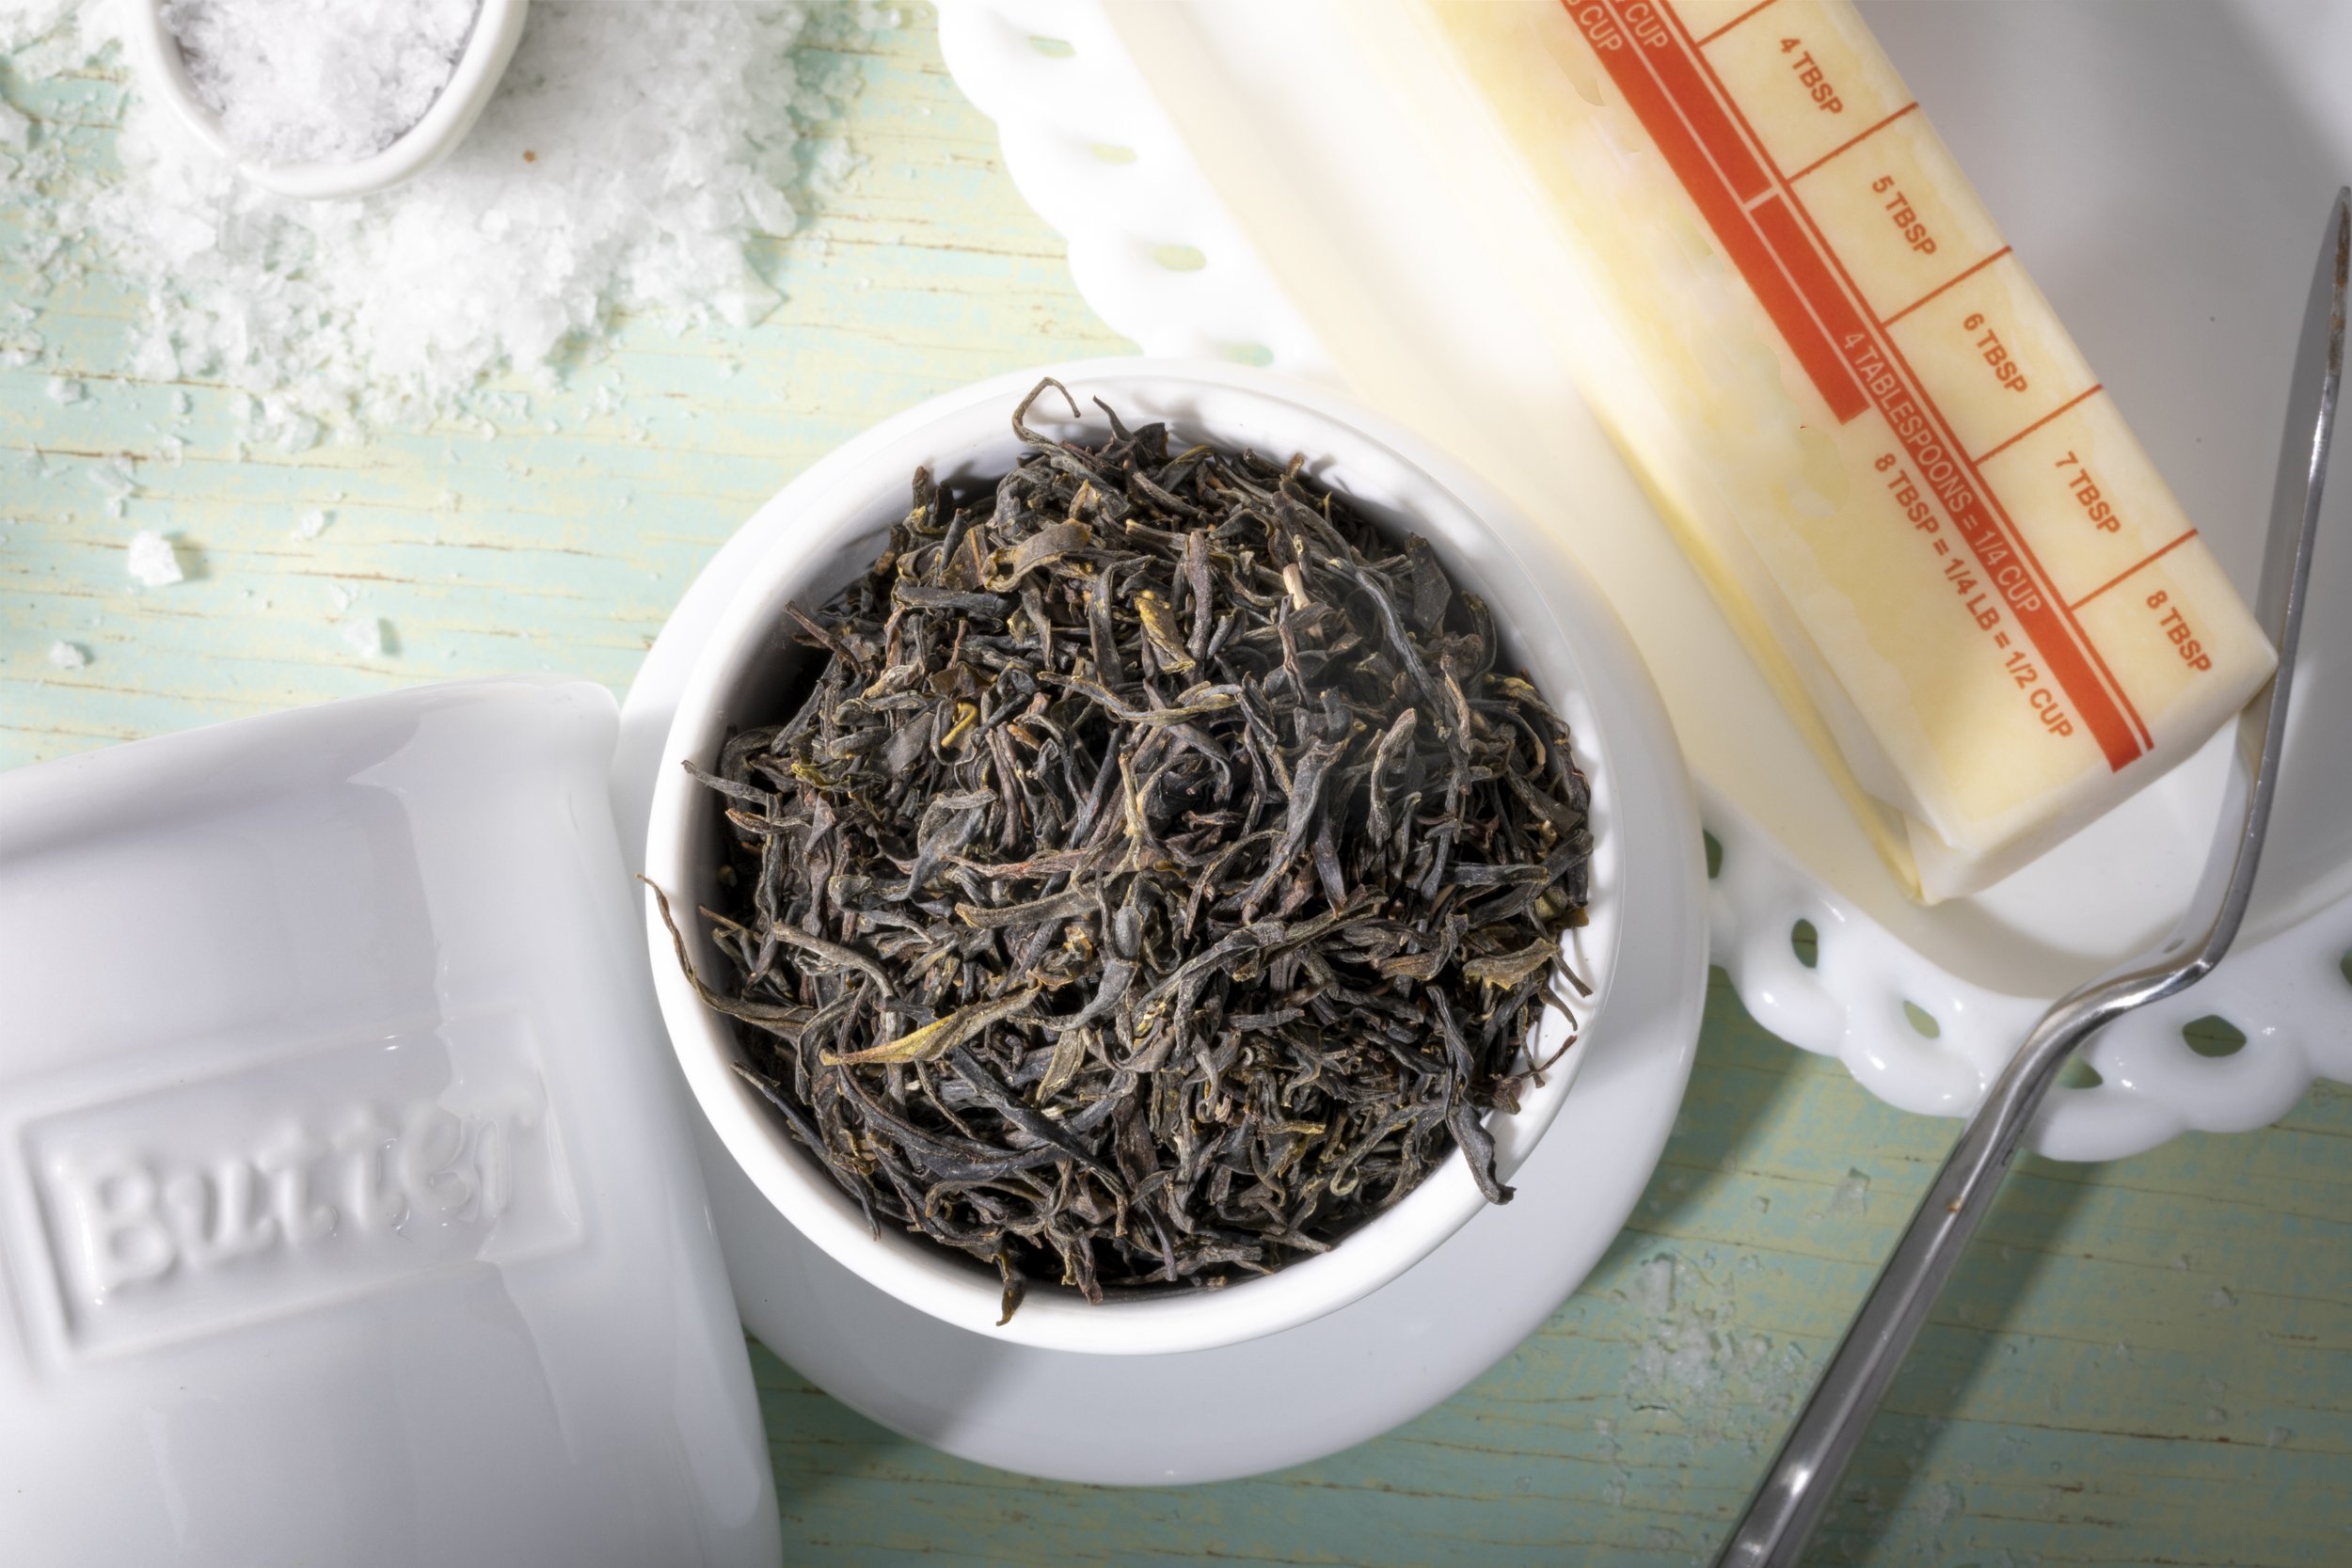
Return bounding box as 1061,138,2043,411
644,360,1641,1355
125,0,529,199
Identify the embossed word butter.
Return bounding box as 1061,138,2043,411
1368,0,2275,897
23,1017,577,1361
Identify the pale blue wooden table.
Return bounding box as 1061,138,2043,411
3,9,2347,1564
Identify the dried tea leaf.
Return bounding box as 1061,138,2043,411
1461,938,1563,991
821,988,1040,1066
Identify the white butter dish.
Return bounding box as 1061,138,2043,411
0,677,777,1568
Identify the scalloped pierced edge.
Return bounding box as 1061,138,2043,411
1705,784,2352,1160
935,0,1330,376
934,0,2352,1160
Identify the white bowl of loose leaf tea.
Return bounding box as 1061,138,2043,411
644,360,1675,1356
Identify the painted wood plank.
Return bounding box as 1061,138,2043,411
5,8,2348,1566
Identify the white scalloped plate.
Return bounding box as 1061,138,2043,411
936,0,2352,1159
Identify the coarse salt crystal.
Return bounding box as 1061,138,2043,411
342,616,387,657
1826,1166,1871,1216
44,375,83,404
45,640,87,669
294,507,327,540
90,455,136,498
126,530,183,586
1629,1255,1675,1316
0,97,28,149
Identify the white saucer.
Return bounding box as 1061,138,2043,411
610,373,1708,1484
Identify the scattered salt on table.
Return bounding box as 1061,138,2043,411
43,374,82,404
126,530,183,587
45,641,87,670
294,507,326,540
0,3,860,442
162,0,480,166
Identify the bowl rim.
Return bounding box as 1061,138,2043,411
643,358,1637,1355
123,0,531,199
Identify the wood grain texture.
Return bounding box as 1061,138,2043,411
4,9,2347,1565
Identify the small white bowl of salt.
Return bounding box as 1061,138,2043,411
127,0,529,199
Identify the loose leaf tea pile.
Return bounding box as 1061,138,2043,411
663,382,1594,1319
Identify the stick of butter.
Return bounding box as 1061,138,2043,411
1363,0,2274,899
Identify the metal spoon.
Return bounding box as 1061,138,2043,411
1712,185,2350,1568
